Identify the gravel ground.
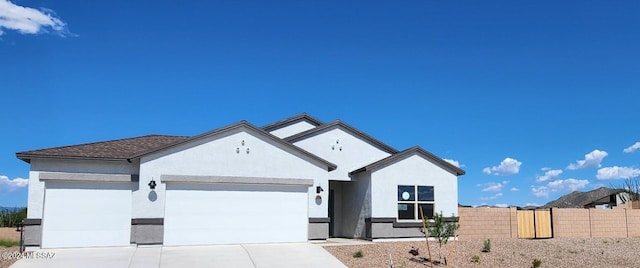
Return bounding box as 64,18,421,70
0,246,20,268
323,238,640,268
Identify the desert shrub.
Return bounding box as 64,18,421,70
352,250,364,258
482,239,491,252
532,259,542,268
423,211,459,263
0,207,27,227
471,255,480,263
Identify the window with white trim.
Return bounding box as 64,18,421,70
397,185,434,220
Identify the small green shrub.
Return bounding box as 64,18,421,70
471,255,480,263
0,239,20,247
482,239,491,252
352,250,364,258
532,258,542,268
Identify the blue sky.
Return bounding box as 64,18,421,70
1,0,639,208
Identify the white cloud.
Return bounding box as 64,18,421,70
596,166,640,180
480,192,503,200
525,203,541,207
494,203,509,208
443,159,461,168
477,181,508,192
0,0,68,36
566,149,608,170
0,175,28,192
483,157,522,176
510,187,520,192
536,169,563,182
623,142,640,153
531,178,589,198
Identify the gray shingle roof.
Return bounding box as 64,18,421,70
16,135,189,163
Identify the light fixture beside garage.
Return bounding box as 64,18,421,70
316,186,324,194
148,178,157,190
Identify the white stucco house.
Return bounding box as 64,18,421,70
16,113,464,248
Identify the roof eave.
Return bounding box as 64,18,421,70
349,146,465,176
284,120,399,154
262,113,324,132
15,153,128,164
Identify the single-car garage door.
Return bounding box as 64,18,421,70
164,183,309,246
41,181,132,248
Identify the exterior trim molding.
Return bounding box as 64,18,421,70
309,217,331,223
23,218,42,226
39,172,137,182
131,218,164,225
366,217,458,228
161,175,314,186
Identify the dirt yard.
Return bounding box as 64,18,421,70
323,238,640,268
0,228,19,241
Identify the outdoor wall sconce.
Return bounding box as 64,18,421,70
316,186,324,194
246,148,250,154
241,140,245,146
148,178,157,190
236,147,240,153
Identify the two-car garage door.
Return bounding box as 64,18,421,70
163,183,309,246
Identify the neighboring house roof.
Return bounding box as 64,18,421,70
127,121,337,171
284,120,399,154
543,187,627,208
262,113,324,132
350,146,466,176
16,135,189,163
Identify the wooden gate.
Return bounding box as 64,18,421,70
517,209,552,239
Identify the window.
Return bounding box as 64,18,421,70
397,185,434,220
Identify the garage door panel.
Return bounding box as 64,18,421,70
164,183,309,246
42,181,132,248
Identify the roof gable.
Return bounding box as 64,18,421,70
130,121,337,171
262,113,324,132
16,135,189,163
350,146,465,176
284,120,398,154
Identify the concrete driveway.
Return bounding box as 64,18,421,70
10,243,346,268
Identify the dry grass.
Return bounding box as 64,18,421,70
0,228,19,241
323,238,640,268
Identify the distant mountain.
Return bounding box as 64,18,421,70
543,187,625,208
0,206,25,212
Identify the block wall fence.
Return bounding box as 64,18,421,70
457,206,640,240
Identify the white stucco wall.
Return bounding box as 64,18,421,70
370,154,459,218
27,159,138,218
268,121,318,138
292,127,391,181
136,126,329,219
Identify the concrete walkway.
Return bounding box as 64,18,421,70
10,243,346,268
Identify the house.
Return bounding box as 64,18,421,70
16,113,464,248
